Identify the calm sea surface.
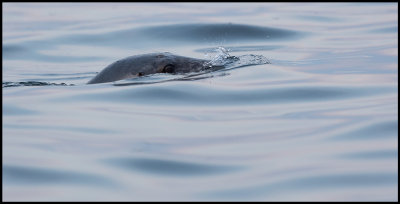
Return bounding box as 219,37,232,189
2,3,398,201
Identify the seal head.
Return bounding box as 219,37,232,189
88,52,210,84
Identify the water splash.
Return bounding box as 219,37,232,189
204,47,239,67
228,53,271,68
204,46,270,69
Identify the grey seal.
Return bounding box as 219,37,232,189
88,52,213,84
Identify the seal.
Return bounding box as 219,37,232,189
87,52,213,84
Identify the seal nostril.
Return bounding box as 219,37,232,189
137,72,144,76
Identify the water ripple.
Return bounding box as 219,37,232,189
3,165,114,187
329,120,398,140
74,84,395,106
206,172,397,200
105,157,242,177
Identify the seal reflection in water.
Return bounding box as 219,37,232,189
87,52,213,84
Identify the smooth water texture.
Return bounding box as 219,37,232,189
2,3,398,201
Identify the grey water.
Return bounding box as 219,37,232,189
2,3,398,201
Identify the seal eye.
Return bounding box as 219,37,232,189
162,64,175,73
137,72,144,77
